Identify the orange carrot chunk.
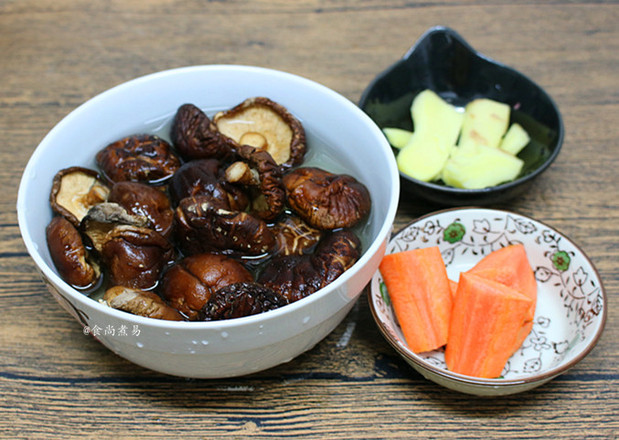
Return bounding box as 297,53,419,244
448,279,458,302
445,272,533,378
467,244,537,351
379,246,452,353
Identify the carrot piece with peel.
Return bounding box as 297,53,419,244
379,247,452,353
467,244,537,351
445,272,533,378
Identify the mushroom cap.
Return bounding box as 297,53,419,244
257,254,320,303
160,253,253,320
100,224,174,290
311,229,361,285
170,103,236,162
108,181,174,239
283,167,371,230
226,144,286,222
169,158,249,211
50,166,110,227
174,195,276,256
214,97,306,169
202,282,287,321
258,229,361,303
271,214,322,256
46,216,100,290
104,286,183,321
80,202,150,253
96,134,181,185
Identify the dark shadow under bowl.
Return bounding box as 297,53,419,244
359,26,564,206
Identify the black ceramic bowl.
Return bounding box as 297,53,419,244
359,26,564,206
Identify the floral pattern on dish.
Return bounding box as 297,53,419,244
370,208,606,387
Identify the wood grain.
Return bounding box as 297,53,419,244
1,1,617,438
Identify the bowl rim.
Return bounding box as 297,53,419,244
17,64,400,330
358,25,565,196
368,206,607,388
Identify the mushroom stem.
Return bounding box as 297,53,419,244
239,132,268,150
225,161,260,186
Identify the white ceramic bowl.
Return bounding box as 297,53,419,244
17,65,400,378
369,208,606,395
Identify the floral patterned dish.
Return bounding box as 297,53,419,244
369,207,607,395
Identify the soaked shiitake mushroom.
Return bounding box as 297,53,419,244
79,202,173,290
50,167,110,227
100,224,174,290
258,229,361,303
46,216,100,290
160,253,253,320
104,286,183,321
271,214,322,256
225,144,286,221
203,282,287,321
283,167,371,230
108,181,174,239
171,103,236,162
80,202,150,253
96,134,181,185
168,158,249,210
256,255,318,303
174,195,275,256
310,229,361,286
214,97,306,169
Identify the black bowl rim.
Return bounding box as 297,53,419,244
358,26,565,198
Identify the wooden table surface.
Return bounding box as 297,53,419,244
1,1,617,438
